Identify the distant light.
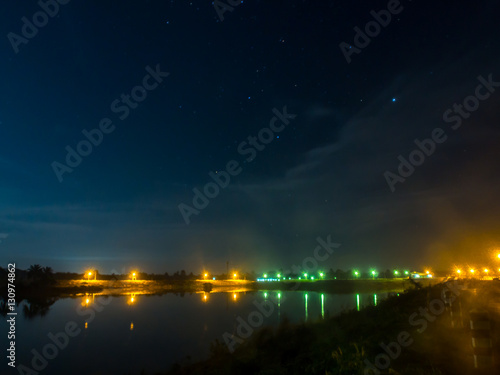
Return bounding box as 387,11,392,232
277,273,281,278
233,273,237,278
212,277,216,280
86,298,90,304
470,269,475,274
264,292,267,298
404,271,409,275
311,276,314,280
354,271,359,276
319,272,324,277
130,322,134,331
425,270,430,274
456,269,461,274
371,271,376,275
484,269,489,273
88,272,92,276
298,277,301,280
263,274,268,278
233,293,237,300
394,270,399,275
132,272,136,276
304,273,308,277
392,98,396,102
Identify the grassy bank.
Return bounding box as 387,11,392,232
156,281,499,375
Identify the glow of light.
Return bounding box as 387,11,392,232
319,272,324,277
131,297,134,302
484,268,489,273
304,273,308,278
212,277,215,280
321,294,325,319
88,272,92,276
263,274,268,278
354,271,359,276
264,292,268,298
497,253,500,259
392,98,396,102
305,293,308,321
133,272,136,276
470,269,475,273
233,273,237,279
404,270,409,275
233,293,237,301
356,294,360,311
311,276,314,280
298,277,301,280
456,269,461,274
277,273,281,278
277,293,281,299
86,298,90,304
130,322,134,331
203,294,207,301
85,322,88,329
394,270,398,275
374,294,377,306
425,270,430,274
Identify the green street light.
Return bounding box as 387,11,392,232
394,270,399,276
404,270,409,275
354,271,359,277
304,273,308,278
319,272,324,278
371,270,376,279
263,274,268,278
277,273,281,278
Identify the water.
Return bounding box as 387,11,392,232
1,291,389,375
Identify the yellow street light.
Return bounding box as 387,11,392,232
87,271,92,281
233,273,237,279
204,273,208,279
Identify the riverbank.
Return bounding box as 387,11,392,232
158,280,500,375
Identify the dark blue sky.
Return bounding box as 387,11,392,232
1,0,500,274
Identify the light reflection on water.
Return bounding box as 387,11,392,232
4,291,388,375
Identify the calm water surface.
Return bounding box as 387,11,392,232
2,291,390,375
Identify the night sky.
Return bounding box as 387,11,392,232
1,0,500,274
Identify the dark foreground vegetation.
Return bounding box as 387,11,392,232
155,282,499,375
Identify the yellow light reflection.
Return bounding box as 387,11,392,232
85,322,88,329
130,322,134,331
233,293,237,301
127,293,137,305
202,293,208,302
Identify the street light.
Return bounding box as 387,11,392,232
354,270,359,277
319,272,324,279
394,270,399,276
87,271,92,281
233,273,237,279
371,270,376,279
